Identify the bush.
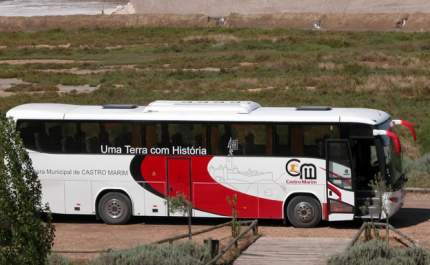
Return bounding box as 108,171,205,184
88,241,211,265
327,240,430,265
0,70,18,78
45,253,73,265
5,83,59,92
403,152,430,188
0,112,55,264
417,122,430,154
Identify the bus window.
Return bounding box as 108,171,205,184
144,123,206,155
80,122,142,154
275,125,290,156
303,125,339,158
210,123,271,156
57,122,78,153
290,125,304,156
210,124,220,155
17,120,77,153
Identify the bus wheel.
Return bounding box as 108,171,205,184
98,192,132,225
287,196,321,228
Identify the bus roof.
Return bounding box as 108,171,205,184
6,101,390,125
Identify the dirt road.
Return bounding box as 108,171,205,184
52,191,430,261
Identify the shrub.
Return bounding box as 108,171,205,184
327,240,430,265
0,112,55,264
0,70,19,79
417,122,430,154
403,152,430,188
88,241,211,265
45,253,73,265
164,192,193,240
5,84,59,92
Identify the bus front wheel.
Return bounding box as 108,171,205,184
287,196,321,228
98,192,132,225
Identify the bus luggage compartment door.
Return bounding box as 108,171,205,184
326,140,355,221
65,180,92,214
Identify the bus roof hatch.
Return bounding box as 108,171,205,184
103,104,138,109
296,106,332,111
143,101,261,114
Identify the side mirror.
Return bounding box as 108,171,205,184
373,129,401,153
390,120,416,141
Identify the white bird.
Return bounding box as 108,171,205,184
396,19,407,29
314,21,321,29
218,18,225,27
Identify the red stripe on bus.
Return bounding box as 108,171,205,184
139,155,283,219
323,203,328,219
327,183,342,201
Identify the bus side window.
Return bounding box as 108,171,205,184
212,123,269,156
34,123,49,152
145,123,204,155
210,124,219,155
290,125,304,156
171,132,183,147
18,121,38,151
194,125,207,150
61,135,76,153
47,122,77,153
266,125,273,156
243,133,256,155
145,123,157,150
219,124,231,155
80,123,100,153
275,125,290,156
303,125,339,158
79,122,140,154
48,125,63,153
17,121,78,153
159,124,171,148
131,123,142,149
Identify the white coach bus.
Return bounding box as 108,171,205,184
6,101,416,227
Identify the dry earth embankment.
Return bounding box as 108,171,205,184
1,12,430,32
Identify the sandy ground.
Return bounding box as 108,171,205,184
52,191,430,262
130,0,430,17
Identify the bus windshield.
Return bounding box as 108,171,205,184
377,119,404,189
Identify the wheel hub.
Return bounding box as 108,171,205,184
294,202,314,223
105,199,123,219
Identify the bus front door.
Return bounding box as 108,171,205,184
326,140,355,221
167,158,192,215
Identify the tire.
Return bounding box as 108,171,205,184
98,192,132,225
286,196,321,228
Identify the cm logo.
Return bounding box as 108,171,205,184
286,159,317,180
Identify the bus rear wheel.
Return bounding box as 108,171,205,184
287,196,321,228
98,192,132,225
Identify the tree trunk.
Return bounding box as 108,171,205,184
188,208,192,240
